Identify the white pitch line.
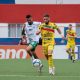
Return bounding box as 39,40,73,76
25,76,80,78
0,75,80,78
0,75,26,77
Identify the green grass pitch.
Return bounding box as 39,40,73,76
0,59,80,80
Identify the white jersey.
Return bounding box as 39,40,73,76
25,21,41,43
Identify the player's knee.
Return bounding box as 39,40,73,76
72,50,74,53
26,45,32,51
48,52,52,56
26,47,30,52
48,50,53,54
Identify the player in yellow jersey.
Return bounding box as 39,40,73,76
66,24,76,63
36,14,64,75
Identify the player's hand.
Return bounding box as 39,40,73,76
60,34,66,40
36,31,41,35
36,32,39,35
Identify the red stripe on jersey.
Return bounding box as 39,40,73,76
68,33,74,36
42,28,54,32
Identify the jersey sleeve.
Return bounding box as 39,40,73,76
53,23,58,30
72,30,76,36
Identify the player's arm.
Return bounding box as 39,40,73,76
21,24,26,35
53,23,64,39
72,32,77,38
68,32,77,38
65,33,68,40
36,24,42,35
56,27,65,39
18,24,25,45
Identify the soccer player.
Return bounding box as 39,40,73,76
66,24,76,63
36,14,64,75
24,15,43,72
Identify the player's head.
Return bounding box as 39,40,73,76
43,14,50,24
26,15,33,25
68,24,72,30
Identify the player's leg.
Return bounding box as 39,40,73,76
66,44,73,60
43,41,55,60
42,44,55,75
48,44,55,75
26,41,38,59
31,49,43,72
42,44,54,73
42,45,48,60
71,44,76,62
26,45,34,59
66,44,71,55
31,50,38,59
30,41,43,72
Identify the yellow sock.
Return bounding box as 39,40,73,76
48,54,54,68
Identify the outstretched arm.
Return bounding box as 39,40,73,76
56,28,65,39
21,24,26,35
67,32,77,38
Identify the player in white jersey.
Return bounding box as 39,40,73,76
24,15,43,72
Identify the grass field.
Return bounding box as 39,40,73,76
0,59,80,80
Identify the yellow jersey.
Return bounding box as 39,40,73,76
39,22,58,45
66,29,76,43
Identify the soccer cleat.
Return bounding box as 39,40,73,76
52,67,55,75
73,60,75,63
72,59,76,63
49,67,55,75
70,55,76,63
49,67,52,74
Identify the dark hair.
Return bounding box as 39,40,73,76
26,15,32,18
44,14,50,17
69,24,72,26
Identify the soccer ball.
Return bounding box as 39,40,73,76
32,59,41,67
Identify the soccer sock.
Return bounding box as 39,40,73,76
48,54,54,68
32,52,38,59
27,51,34,60
72,52,75,60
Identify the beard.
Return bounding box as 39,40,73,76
28,22,33,25
45,21,49,25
